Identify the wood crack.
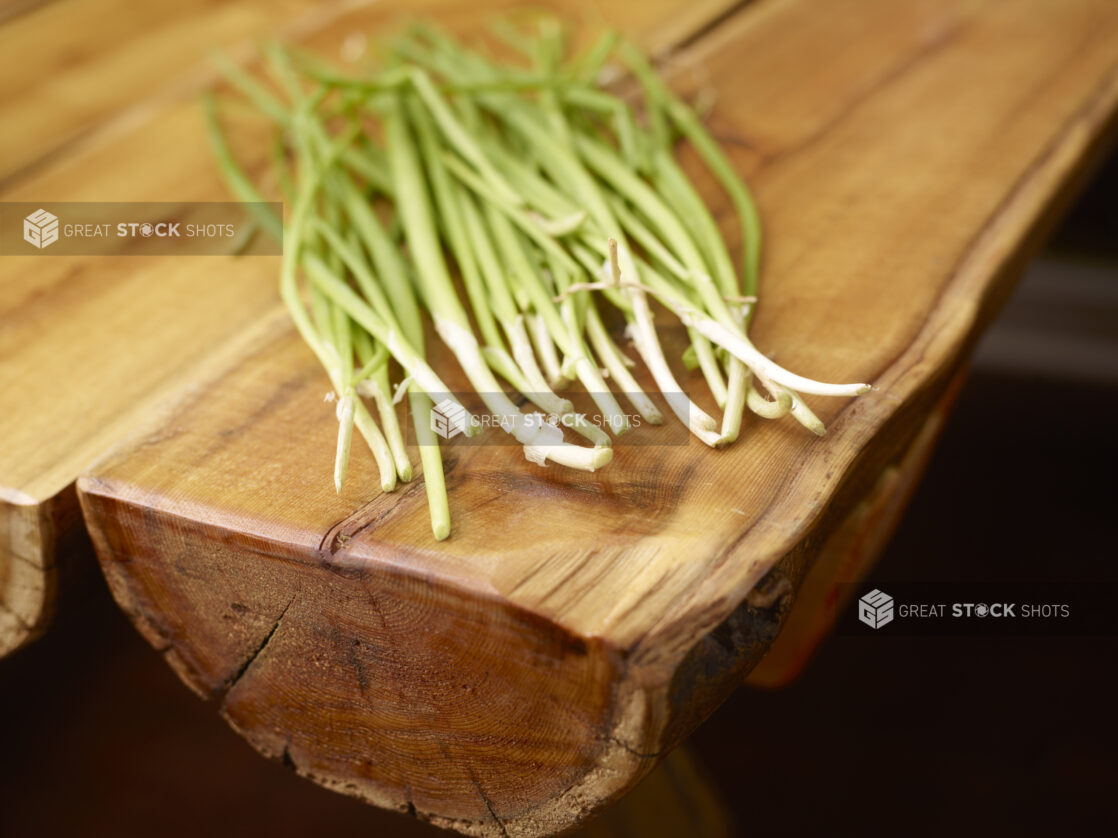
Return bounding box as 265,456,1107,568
216,596,293,700
659,0,758,59
5,550,51,571
280,742,297,771
607,735,661,761
317,479,428,561
403,785,417,819
468,768,509,838
0,600,34,632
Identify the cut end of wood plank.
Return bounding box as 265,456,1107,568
82,476,785,835
0,486,85,657
0,524,51,657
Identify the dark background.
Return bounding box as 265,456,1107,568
1,154,1115,837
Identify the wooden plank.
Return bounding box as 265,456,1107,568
0,0,741,645
0,0,741,185
72,0,1118,833
0,0,328,184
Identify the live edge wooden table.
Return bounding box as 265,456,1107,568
3,0,1118,835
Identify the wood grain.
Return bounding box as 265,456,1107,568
0,0,325,184
0,0,743,185
70,0,1118,833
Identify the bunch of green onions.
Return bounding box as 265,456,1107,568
205,19,869,541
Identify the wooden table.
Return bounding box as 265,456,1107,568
4,0,1118,835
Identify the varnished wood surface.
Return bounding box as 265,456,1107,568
0,0,740,655
76,0,1118,834
0,0,322,185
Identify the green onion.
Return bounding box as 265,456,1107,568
206,19,870,540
